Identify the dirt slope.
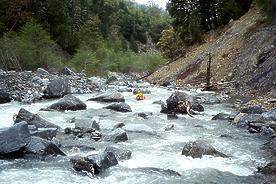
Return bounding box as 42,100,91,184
147,7,275,95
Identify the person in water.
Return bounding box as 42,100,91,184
136,91,145,100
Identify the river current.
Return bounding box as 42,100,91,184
0,86,270,184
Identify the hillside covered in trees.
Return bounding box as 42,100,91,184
0,0,171,75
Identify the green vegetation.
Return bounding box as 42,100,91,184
167,0,252,44
255,0,276,18
0,0,170,75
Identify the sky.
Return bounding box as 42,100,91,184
134,0,168,9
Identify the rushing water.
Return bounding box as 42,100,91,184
0,86,271,184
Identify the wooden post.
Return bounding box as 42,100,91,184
206,52,212,90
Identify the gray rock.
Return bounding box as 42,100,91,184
257,161,276,175
240,105,263,114
233,113,266,127
105,76,118,85
181,140,228,158
163,123,175,131
45,78,71,98
134,167,181,177
262,110,276,121
63,67,75,75
47,95,86,111
123,124,157,135
36,68,49,75
30,128,58,140
25,136,66,156
166,91,190,112
103,128,128,143
104,146,132,160
212,113,230,120
87,90,125,103
14,108,60,129
0,91,11,104
160,81,172,87
191,103,204,112
104,102,132,112
193,94,221,104
0,122,31,154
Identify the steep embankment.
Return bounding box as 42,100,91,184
147,7,275,95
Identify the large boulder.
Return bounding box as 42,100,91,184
123,124,157,135
25,136,66,156
233,113,266,127
0,91,11,104
0,122,31,155
87,90,125,103
104,146,132,160
166,91,190,112
14,108,60,129
47,95,86,111
103,128,128,143
44,78,71,98
104,102,132,112
181,140,228,158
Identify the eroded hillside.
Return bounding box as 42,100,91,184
147,7,275,95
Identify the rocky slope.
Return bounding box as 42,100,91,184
147,7,275,97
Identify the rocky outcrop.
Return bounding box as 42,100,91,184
103,128,128,143
181,140,228,158
46,95,87,111
0,122,31,155
104,102,132,112
14,108,60,129
87,90,125,103
44,78,71,98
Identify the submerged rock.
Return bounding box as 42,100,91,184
104,102,132,112
0,122,30,155
212,113,230,121
47,95,87,111
87,90,125,103
257,161,276,175
14,108,60,129
134,167,181,177
104,146,132,160
103,128,128,143
181,140,228,158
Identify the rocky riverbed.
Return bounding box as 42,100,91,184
0,69,275,183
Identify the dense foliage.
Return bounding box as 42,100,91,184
167,0,252,43
0,0,170,74
255,0,276,18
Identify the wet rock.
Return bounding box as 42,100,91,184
25,136,66,156
257,161,276,175
30,128,58,140
14,108,60,129
123,124,157,135
104,146,132,160
47,95,86,111
113,122,125,129
72,117,100,130
138,112,152,119
45,78,71,98
86,150,118,174
212,113,230,120
160,102,168,113
0,122,31,155
240,105,263,114
36,68,49,75
233,113,266,127
262,110,276,121
0,91,11,104
134,167,181,177
71,159,95,175
64,127,102,140
166,91,190,112
104,102,132,112
163,123,175,131
87,90,125,103
103,128,128,143
191,103,204,112
63,67,75,75
220,134,233,138
181,140,228,158
152,100,164,105
160,81,172,87
194,94,221,104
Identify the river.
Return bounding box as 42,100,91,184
0,85,271,184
